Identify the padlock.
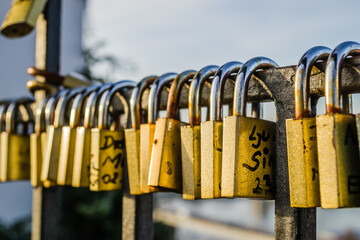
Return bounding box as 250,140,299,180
0,102,10,180
139,73,177,193
149,70,196,192
0,98,34,181
200,61,242,199
90,80,136,191
286,46,331,207
72,84,112,188
41,87,84,183
57,85,98,186
30,95,51,187
1,0,47,38
40,90,69,187
181,65,219,200
221,57,278,199
125,76,157,195
317,41,360,208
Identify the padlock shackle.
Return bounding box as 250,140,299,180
295,46,331,119
27,79,57,95
166,70,196,120
69,85,99,128
0,102,10,132
210,61,242,121
148,72,177,124
98,80,136,130
325,41,360,114
129,76,158,129
44,89,69,128
5,98,34,133
83,83,112,129
34,96,52,134
189,65,219,127
233,57,278,116
54,87,85,127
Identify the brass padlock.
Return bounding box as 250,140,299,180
139,73,177,193
125,76,157,195
200,61,242,199
57,85,98,186
181,65,218,200
41,91,69,187
41,88,83,183
149,70,196,192
1,98,34,181
1,0,47,38
317,41,360,208
286,46,331,207
30,95,51,187
221,57,278,199
72,84,112,188
90,80,136,191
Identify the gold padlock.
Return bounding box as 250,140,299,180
30,95,51,187
149,70,196,192
72,84,112,188
181,65,219,200
40,91,69,188
317,41,360,208
90,80,136,191
57,85,98,186
41,88,83,183
222,57,278,199
139,73,177,193
286,46,331,207
125,76,157,195
1,98,34,181
200,61,242,199
1,0,47,38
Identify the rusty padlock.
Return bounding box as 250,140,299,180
149,70,196,192
286,46,331,207
139,73,177,193
317,41,360,208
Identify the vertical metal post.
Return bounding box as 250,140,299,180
122,166,153,240
32,1,61,240
258,69,316,239
122,115,153,240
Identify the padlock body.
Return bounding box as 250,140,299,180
1,132,30,181
57,126,76,185
181,125,201,200
222,116,275,199
125,128,142,195
148,118,182,192
139,123,156,193
286,117,320,207
41,126,62,182
90,128,124,191
317,113,360,208
200,120,222,199
30,133,46,187
1,0,47,38
72,127,91,187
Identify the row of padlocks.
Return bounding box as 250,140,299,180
1,41,359,210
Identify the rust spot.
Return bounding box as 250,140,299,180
295,109,311,119
326,105,342,114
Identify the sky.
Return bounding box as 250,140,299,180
85,0,360,83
